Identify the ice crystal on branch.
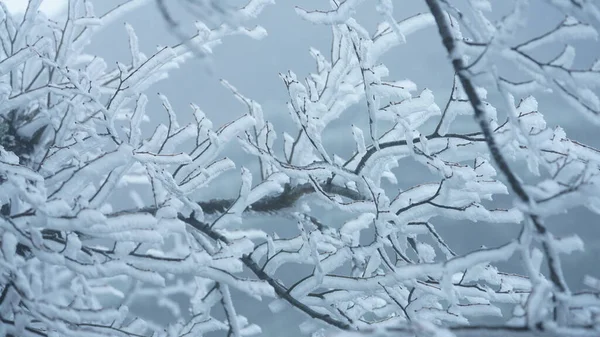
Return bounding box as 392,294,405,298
0,0,599,337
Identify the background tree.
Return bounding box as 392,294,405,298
0,1,599,337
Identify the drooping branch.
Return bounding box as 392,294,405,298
179,213,354,330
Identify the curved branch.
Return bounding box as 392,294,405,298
425,0,570,324
179,213,353,330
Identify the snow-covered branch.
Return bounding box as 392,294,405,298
1,0,599,336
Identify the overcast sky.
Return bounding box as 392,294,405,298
3,0,66,16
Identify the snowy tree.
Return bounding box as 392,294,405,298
0,0,599,337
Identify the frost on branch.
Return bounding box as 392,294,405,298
1,0,600,337
0,0,272,336
438,0,600,126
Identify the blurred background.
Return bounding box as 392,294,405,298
4,0,600,335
